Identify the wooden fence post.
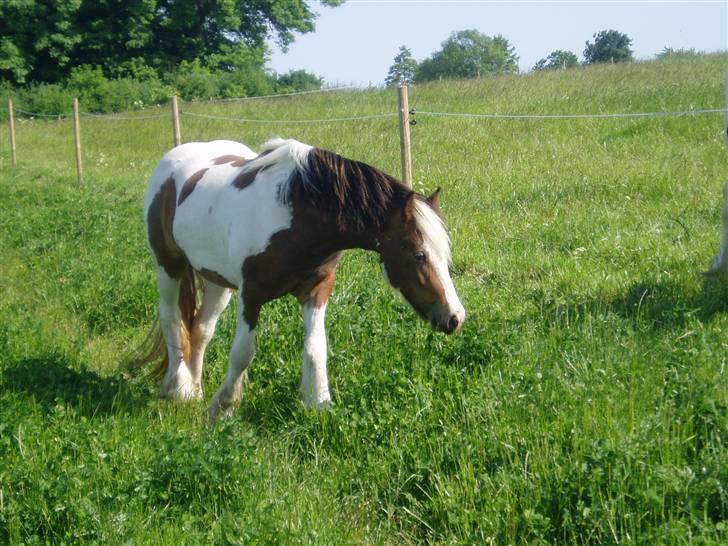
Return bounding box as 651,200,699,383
171,96,181,147
723,70,728,149
398,85,413,188
8,97,17,167
72,98,83,184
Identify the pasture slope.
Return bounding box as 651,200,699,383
0,53,727,544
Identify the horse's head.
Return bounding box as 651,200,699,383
379,189,465,334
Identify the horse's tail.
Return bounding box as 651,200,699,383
123,265,199,378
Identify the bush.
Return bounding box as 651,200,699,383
16,83,72,117
275,70,322,94
657,47,701,60
66,65,111,112
1,58,321,117
101,77,174,111
164,60,220,101
163,59,279,101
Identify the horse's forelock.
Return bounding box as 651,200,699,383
413,199,451,265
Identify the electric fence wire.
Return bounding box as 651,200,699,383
80,111,169,120
414,107,727,120
5,101,727,125
180,110,398,124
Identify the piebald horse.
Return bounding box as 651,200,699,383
132,138,465,420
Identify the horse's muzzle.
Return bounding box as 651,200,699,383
430,308,465,335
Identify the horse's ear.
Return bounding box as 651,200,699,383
427,187,442,210
403,191,416,221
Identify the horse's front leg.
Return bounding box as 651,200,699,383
298,266,338,408
208,296,257,421
300,301,332,408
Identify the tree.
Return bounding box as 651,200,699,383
533,50,579,71
0,0,343,85
385,46,418,87
583,30,633,64
0,0,82,84
416,30,518,82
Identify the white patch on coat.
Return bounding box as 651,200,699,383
145,139,308,288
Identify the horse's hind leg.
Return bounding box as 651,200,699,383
188,281,232,396
208,296,258,421
157,268,197,400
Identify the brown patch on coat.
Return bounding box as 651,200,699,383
294,262,338,308
232,166,265,191
213,155,249,167
198,268,237,289
147,176,187,278
178,168,209,206
240,200,345,328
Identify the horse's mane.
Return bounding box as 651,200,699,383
257,138,451,261
265,139,411,233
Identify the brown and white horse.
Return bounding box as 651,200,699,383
131,138,465,420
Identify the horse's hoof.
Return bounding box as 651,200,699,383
160,382,201,401
302,396,332,410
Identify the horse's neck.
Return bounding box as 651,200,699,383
293,202,382,256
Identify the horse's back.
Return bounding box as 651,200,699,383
145,140,256,211
144,139,297,288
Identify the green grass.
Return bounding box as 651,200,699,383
1,54,727,544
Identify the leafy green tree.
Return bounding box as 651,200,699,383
385,46,418,87
584,30,633,64
533,50,579,71
0,0,82,84
416,30,518,81
0,0,343,85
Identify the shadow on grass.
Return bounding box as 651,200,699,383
2,353,152,417
531,274,728,332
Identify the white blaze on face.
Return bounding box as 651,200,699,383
413,200,466,327
425,238,465,324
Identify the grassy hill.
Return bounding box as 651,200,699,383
1,53,726,544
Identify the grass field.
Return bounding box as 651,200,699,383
1,54,727,544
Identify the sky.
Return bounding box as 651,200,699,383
268,0,728,87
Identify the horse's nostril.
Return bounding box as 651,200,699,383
447,314,460,332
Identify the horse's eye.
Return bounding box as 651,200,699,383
414,251,427,264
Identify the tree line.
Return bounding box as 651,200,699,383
386,29,649,86
0,3,706,116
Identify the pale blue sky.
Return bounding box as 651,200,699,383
268,1,727,86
